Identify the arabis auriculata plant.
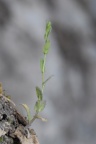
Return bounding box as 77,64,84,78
22,21,52,127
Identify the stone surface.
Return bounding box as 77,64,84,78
0,95,39,144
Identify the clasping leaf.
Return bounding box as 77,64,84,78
34,100,46,113
36,87,43,101
43,40,50,54
40,59,45,73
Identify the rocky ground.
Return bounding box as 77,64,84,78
0,95,39,144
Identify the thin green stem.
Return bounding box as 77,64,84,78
42,54,46,94
25,112,47,128
25,113,38,128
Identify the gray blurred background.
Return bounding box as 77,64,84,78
0,0,96,144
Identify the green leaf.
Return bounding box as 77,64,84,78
43,40,50,54
34,101,40,113
36,87,43,101
40,59,45,73
20,104,32,123
34,100,46,113
44,21,52,41
42,75,54,85
0,137,3,142
46,21,52,30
